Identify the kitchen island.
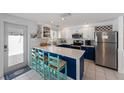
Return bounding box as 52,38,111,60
34,45,85,80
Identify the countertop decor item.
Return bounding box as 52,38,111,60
40,43,48,46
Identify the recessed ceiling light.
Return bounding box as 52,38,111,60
84,24,89,27
51,21,53,23
83,22,90,27
62,17,65,21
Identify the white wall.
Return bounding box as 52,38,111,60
61,19,118,44
0,14,40,77
117,16,124,73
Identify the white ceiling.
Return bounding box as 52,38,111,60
9,13,124,27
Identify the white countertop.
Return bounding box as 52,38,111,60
34,46,85,59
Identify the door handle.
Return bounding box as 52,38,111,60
4,45,7,48
4,45,8,52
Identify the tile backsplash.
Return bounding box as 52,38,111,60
95,25,113,32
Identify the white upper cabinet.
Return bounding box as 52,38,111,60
61,25,95,40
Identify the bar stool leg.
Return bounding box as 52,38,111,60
57,70,60,80
48,67,50,80
65,64,67,79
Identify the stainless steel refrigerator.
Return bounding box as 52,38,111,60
95,31,118,70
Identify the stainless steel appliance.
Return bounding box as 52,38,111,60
85,40,91,45
73,40,83,45
72,33,83,39
95,31,118,70
70,40,84,50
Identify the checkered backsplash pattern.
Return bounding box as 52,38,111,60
95,25,113,32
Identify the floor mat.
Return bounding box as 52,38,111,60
4,65,31,80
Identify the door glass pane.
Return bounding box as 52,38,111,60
8,34,24,66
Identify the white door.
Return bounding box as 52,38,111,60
4,22,28,74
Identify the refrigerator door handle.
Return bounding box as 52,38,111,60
94,42,97,46
95,34,97,46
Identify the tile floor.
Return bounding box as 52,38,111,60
0,70,42,80
12,70,72,80
84,60,124,80
0,69,72,80
13,70,42,80
1,59,124,80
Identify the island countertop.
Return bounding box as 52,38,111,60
34,45,85,60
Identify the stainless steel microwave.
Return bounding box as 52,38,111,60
72,33,82,39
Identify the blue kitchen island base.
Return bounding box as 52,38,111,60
60,55,84,80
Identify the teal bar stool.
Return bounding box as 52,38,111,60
37,50,44,76
37,50,48,79
30,48,37,70
43,62,49,80
48,53,67,80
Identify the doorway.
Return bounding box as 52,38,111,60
4,22,28,74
